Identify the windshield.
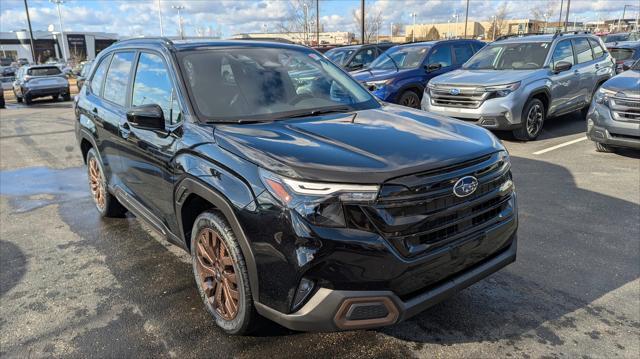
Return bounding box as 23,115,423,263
368,45,430,70
27,66,62,76
325,48,356,66
179,47,378,121
464,42,550,70
604,33,630,43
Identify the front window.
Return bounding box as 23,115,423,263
369,45,431,70
27,66,61,76
464,42,550,70
179,47,378,121
325,48,356,66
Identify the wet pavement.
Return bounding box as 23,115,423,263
0,100,638,358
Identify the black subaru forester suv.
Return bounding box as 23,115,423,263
75,38,517,334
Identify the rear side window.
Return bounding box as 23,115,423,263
572,38,594,64
103,51,135,106
90,55,111,96
27,66,61,76
132,52,181,125
588,39,604,58
551,40,575,67
428,45,452,67
352,48,376,67
452,43,474,64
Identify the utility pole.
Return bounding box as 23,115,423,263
463,0,470,38
411,13,417,42
50,0,67,62
617,5,633,32
557,0,564,31
360,0,365,44
23,0,36,64
172,5,185,39
316,0,320,46
390,22,393,39
563,0,570,32
158,0,164,36
492,15,497,40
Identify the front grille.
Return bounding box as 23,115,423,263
362,152,514,257
610,96,640,123
429,87,489,109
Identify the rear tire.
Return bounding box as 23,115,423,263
191,211,257,335
24,94,32,105
62,93,71,101
513,98,545,141
15,91,22,103
85,148,127,217
398,90,421,109
594,141,614,153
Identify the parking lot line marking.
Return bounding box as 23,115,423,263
533,136,588,155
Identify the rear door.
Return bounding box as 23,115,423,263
118,51,182,225
588,38,612,88
548,39,580,115
571,37,597,107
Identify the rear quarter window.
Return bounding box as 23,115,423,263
588,38,604,58
609,48,634,61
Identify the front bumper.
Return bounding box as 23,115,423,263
421,91,524,130
586,101,640,149
256,233,517,331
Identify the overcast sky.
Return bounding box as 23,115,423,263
0,0,635,38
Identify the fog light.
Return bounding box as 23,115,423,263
292,278,315,311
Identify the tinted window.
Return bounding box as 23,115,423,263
452,43,474,64
132,52,181,125
179,48,376,120
103,52,135,106
609,48,634,61
27,66,61,76
325,48,356,66
90,55,111,96
429,45,453,67
588,39,604,58
351,48,376,67
551,40,574,67
572,38,594,64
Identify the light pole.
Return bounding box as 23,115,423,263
158,0,164,36
390,22,393,39
463,0,469,38
303,3,308,45
492,15,497,40
50,0,67,62
452,12,459,38
410,12,417,42
172,5,185,39
617,5,635,32
542,12,549,33
316,0,319,46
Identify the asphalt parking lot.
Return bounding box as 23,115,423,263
0,99,638,358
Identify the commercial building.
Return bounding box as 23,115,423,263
231,31,354,45
0,30,118,64
405,19,546,41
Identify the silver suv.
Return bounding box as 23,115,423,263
422,33,615,140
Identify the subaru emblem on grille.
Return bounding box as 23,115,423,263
453,176,478,197
449,88,461,95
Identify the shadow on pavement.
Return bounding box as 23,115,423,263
0,240,27,297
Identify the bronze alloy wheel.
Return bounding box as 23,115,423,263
88,157,106,210
195,228,240,320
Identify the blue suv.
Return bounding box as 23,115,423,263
351,39,485,108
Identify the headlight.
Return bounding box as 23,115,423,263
595,87,616,105
484,82,521,97
365,79,390,91
259,169,379,227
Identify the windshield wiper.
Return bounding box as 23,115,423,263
279,106,352,119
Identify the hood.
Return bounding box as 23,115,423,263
431,68,541,87
603,70,640,97
350,68,413,83
214,105,504,184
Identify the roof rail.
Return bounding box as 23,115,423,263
116,36,175,46
494,32,546,42
552,30,593,39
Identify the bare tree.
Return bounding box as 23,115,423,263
487,1,509,39
391,23,402,36
426,26,440,40
531,0,557,32
352,5,383,44
278,0,318,44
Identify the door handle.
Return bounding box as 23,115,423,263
92,107,98,114
595,64,600,69
573,70,579,75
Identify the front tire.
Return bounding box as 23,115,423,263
513,98,545,141
594,141,614,153
191,211,257,335
398,90,421,109
14,91,22,103
85,148,127,217
24,93,32,105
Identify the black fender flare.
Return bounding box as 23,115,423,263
395,83,425,102
77,128,100,164
174,176,260,298
527,88,552,112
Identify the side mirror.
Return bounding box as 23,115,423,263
126,104,165,132
553,61,572,73
426,63,442,72
622,62,631,71
348,62,363,71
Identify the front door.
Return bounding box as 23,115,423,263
548,39,580,115
425,44,454,83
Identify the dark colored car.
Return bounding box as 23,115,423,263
325,43,395,71
587,59,640,152
75,38,517,335
0,89,5,108
603,32,640,45
351,39,485,108
312,45,336,54
607,41,640,74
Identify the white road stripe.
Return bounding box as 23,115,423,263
533,136,588,155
